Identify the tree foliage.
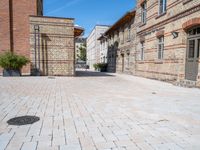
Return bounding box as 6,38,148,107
78,43,86,61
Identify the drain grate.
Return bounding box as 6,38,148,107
7,116,40,126
48,76,55,79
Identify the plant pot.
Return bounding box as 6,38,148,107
100,68,107,72
31,68,41,76
3,69,21,77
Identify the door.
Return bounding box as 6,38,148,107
185,37,200,81
121,54,124,72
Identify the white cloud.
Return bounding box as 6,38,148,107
47,0,82,15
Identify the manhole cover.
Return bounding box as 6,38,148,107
7,116,40,126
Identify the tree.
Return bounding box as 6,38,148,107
78,43,86,61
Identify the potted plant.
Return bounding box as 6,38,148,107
93,63,99,71
97,63,108,72
0,52,29,76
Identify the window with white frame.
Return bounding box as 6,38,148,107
159,0,167,15
158,36,164,59
141,42,145,60
141,1,147,24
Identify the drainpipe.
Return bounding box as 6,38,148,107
34,25,40,75
9,0,14,53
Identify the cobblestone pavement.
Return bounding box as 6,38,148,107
0,71,200,150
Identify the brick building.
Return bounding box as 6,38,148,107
0,0,43,74
135,0,200,87
99,10,136,73
0,0,83,76
99,0,200,87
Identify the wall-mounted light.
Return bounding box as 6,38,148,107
171,31,179,39
34,25,40,31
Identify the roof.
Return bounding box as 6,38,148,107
98,10,136,40
74,26,85,37
30,15,74,20
87,25,110,38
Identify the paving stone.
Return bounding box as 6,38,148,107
0,71,200,150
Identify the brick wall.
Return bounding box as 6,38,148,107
135,0,200,84
12,0,38,74
0,0,10,52
0,0,11,73
29,16,75,76
0,0,41,75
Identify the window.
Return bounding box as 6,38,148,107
159,0,167,15
197,39,200,58
127,53,130,68
141,1,147,24
121,30,125,44
103,56,106,63
158,36,164,59
141,42,145,60
188,40,195,58
189,27,200,36
127,25,131,41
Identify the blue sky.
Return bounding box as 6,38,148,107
44,0,136,37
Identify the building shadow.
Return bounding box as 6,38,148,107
75,70,115,77
40,33,51,76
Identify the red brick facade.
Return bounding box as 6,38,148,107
0,0,11,53
0,0,43,74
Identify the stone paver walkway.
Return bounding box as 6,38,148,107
0,71,200,150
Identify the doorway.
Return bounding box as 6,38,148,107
121,54,125,72
185,26,200,81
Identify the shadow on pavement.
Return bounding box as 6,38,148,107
75,70,115,77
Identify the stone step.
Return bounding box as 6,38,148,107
174,80,197,88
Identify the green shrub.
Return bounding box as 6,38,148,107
93,63,98,70
93,63,107,71
0,52,29,70
97,63,107,69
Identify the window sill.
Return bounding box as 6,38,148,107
127,39,131,42
154,60,164,64
183,0,192,5
139,22,146,27
137,60,145,64
155,12,166,19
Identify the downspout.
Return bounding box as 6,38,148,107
9,0,14,53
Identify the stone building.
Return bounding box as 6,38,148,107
135,0,200,86
86,25,110,70
99,10,136,73
0,0,83,76
75,37,86,62
30,16,84,76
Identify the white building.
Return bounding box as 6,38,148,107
99,35,108,63
87,25,110,69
